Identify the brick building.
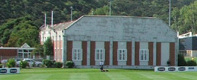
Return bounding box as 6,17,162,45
0,43,37,61
40,15,178,69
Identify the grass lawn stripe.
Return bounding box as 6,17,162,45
89,72,111,80
0,74,30,80
168,72,197,80
47,73,70,80
23,74,51,80
69,73,89,80
2,68,197,80
122,72,152,80
105,72,131,80
156,72,188,80
138,72,171,80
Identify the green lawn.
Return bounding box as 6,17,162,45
1,68,197,80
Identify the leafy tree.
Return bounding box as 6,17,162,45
0,0,197,47
171,1,197,34
43,37,53,58
32,44,44,58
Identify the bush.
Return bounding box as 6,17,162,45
43,59,54,68
66,61,74,68
6,58,16,68
187,60,197,66
178,54,187,66
55,62,63,68
20,61,29,68
0,64,2,68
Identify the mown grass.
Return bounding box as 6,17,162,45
1,68,197,80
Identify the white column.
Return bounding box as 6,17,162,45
87,41,90,66
132,38,135,66
153,38,157,66
62,30,67,67
175,37,179,66
110,38,113,65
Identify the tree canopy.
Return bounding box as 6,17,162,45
0,0,197,46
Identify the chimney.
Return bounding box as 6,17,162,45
51,11,53,27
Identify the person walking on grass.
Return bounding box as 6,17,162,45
100,61,104,71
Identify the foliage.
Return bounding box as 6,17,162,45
20,61,29,68
0,0,197,46
43,37,53,57
171,1,197,34
31,44,44,57
0,16,39,47
0,64,2,68
6,58,16,68
66,61,75,68
42,59,54,68
55,62,63,68
178,54,187,66
187,60,197,66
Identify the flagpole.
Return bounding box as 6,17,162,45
169,0,171,27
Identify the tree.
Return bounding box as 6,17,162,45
31,44,44,58
43,37,53,59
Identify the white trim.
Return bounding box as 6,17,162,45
72,48,82,61
117,49,127,61
95,48,105,61
139,49,149,61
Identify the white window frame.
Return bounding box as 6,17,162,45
72,48,82,61
95,49,105,61
117,49,127,61
140,49,149,61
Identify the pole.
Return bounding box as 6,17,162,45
169,0,171,27
109,0,112,16
44,13,46,27
51,11,53,27
70,6,73,21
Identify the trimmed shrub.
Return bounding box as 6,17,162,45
0,64,2,68
43,59,53,68
187,60,197,66
178,54,187,66
6,58,16,68
66,61,74,68
20,61,29,68
55,62,63,68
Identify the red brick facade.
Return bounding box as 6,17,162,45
90,41,95,65
170,42,175,66
105,42,110,65
113,42,118,65
67,41,73,61
156,42,161,66
127,42,132,65
135,42,140,66
148,42,153,66
82,41,87,65
0,49,17,58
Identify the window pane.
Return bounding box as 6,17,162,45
97,53,99,60
100,53,102,60
141,52,143,60
123,53,125,60
78,53,80,60
119,52,122,60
